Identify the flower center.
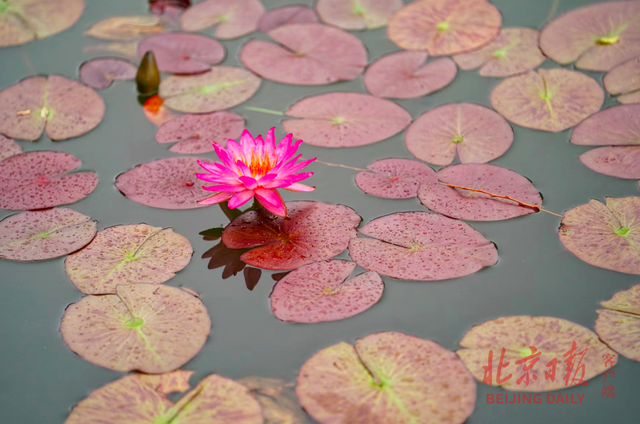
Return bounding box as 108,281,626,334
247,151,276,177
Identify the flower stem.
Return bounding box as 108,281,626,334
244,106,284,116
219,201,243,221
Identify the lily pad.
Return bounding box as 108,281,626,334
282,92,411,148
604,56,640,103
258,5,318,32
458,315,617,391
296,331,477,424
270,260,383,323
349,212,498,281
387,0,501,56
578,147,640,179
64,371,263,424
539,1,640,72
239,377,311,424
596,284,640,362
138,32,225,74
222,201,361,270
354,158,437,199
559,196,640,275
405,103,513,166
65,223,192,294
155,111,244,154
0,151,98,210
0,134,21,161
364,51,457,99
452,27,545,77
491,69,604,132
115,157,216,209
79,57,137,90
618,91,640,105
60,284,210,373
315,0,403,30
84,15,165,40
180,0,265,40
0,208,96,261
418,164,543,221
0,0,84,47
159,67,261,113
0,75,106,141
240,23,367,86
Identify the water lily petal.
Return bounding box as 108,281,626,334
255,188,286,216
197,191,233,205
228,189,256,209
284,183,315,192
239,176,259,190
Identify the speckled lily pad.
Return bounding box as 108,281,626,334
79,57,137,90
315,0,403,30
180,0,265,39
65,223,192,294
138,32,225,74
596,284,640,362
258,5,318,32
355,158,437,199
604,56,640,103
0,134,21,161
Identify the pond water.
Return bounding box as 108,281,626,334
1,0,638,423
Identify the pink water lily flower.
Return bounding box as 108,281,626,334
197,127,315,217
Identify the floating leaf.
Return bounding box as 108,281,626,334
0,134,21,161
84,15,165,41
604,56,640,104
240,23,367,86
143,94,179,127
222,201,360,270
315,0,403,30
115,157,215,209
65,223,192,294
239,377,311,424
180,0,265,39
159,67,261,113
0,0,84,47
0,208,96,262
559,196,640,275
491,69,604,132
539,1,640,72
387,0,501,56
61,284,210,373
458,315,617,391
405,103,513,166
155,111,244,154
64,371,263,424
0,75,105,141
79,57,137,90
452,27,545,77
258,5,318,32
282,92,411,148
349,212,497,281
578,147,640,179
270,260,383,323
138,32,225,74
0,151,98,211
355,158,436,199
364,51,457,99
596,284,640,362
296,331,477,424
418,164,542,221
618,90,640,105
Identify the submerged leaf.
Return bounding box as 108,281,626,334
355,158,437,199
258,5,318,32
180,0,265,39
84,15,164,41
79,57,137,90
596,284,640,362
0,134,21,161
239,377,311,424
604,56,640,103
315,0,403,30
138,32,225,74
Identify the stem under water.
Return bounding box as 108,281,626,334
244,106,285,116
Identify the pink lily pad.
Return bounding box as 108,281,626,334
115,156,216,209
0,208,96,262
418,164,542,221
159,67,261,113
65,223,192,294
0,151,98,211
222,201,361,270
180,0,265,40
282,92,411,148
315,0,403,30
387,0,501,56
539,1,640,72
64,371,263,424
349,212,498,281
155,112,244,154
79,57,137,90
452,27,545,77
61,284,210,373
596,284,640,362
364,51,457,99
559,196,640,275
240,23,367,86
458,315,617,391
491,69,604,132
0,75,105,141
618,91,640,105
405,103,513,166
258,5,318,32
578,147,640,179
0,135,21,161
270,260,383,323
138,32,225,74
0,0,84,47
239,377,311,424
604,56,640,103
354,158,437,199
296,331,477,424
